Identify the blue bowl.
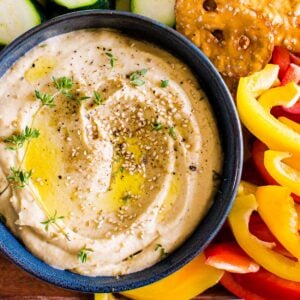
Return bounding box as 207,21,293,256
0,10,243,293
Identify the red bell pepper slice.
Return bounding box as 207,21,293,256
250,213,295,258
272,105,300,123
281,63,300,85
252,140,277,185
281,100,300,114
290,53,300,66
271,46,291,79
204,242,260,274
220,272,265,300
242,157,265,186
222,269,300,300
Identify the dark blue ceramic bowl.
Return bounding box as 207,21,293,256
0,10,243,293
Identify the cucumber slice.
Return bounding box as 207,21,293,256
0,0,42,45
53,0,98,9
116,0,130,11
52,0,113,9
131,0,175,27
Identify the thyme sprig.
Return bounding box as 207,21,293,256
3,126,40,150
93,91,103,105
78,245,94,263
53,76,75,99
129,69,148,86
41,210,64,231
52,76,90,104
7,168,32,189
160,80,169,88
105,52,117,68
35,90,55,107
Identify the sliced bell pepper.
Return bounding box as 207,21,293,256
256,186,300,260
271,46,291,79
264,150,300,196
204,242,260,274
221,269,300,300
252,140,277,185
237,64,300,154
290,53,300,66
281,101,300,114
250,212,294,258
279,116,300,134
120,253,223,300
296,204,300,231
272,105,300,123
238,180,257,196
228,193,300,281
281,63,300,85
242,157,266,186
252,139,300,202
221,272,265,300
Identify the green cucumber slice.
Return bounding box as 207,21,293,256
53,0,98,9
52,0,113,10
0,0,42,45
131,0,175,27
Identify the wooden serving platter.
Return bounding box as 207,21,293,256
0,252,235,300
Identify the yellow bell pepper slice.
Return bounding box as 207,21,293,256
264,150,300,196
228,192,300,282
237,64,300,153
277,117,300,170
279,116,300,134
296,204,300,230
237,181,257,196
120,254,223,300
256,186,300,260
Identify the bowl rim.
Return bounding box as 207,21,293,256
0,10,243,293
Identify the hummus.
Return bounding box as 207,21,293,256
0,29,222,276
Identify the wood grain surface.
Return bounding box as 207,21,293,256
0,252,235,300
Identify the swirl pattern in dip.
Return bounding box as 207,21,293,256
0,29,222,276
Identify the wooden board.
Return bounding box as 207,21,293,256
0,252,235,300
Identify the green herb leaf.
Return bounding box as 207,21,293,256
3,126,40,150
41,210,64,232
105,52,117,68
35,90,55,107
160,80,169,88
53,76,73,91
131,79,145,86
152,121,163,131
168,126,176,139
93,91,103,105
7,168,32,189
77,246,94,263
77,96,90,102
129,69,148,86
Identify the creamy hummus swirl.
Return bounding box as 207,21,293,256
0,30,222,276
